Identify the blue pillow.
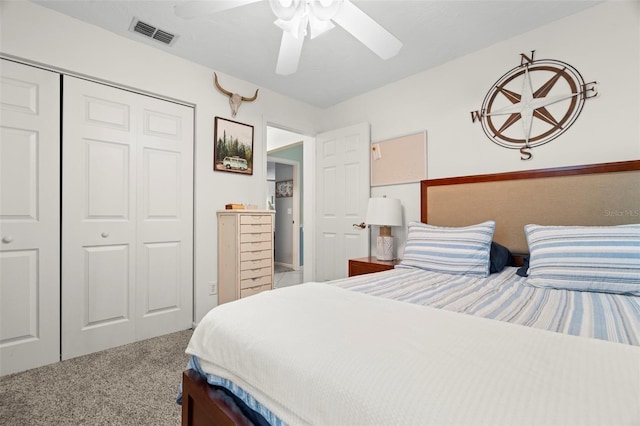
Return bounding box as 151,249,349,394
490,241,514,273
516,256,529,277
524,224,640,295
399,221,496,277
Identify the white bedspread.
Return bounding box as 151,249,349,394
187,283,640,425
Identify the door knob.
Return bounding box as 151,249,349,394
101,232,110,238
352,222,366,229
2,236,13,243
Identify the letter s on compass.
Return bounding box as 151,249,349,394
470,51,598,160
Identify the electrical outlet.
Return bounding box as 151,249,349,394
209,281,217,295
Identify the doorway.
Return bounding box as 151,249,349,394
267,126,304,286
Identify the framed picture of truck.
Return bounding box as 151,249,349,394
214,116,254,175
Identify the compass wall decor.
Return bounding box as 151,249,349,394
471,51,598,160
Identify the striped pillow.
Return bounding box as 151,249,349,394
399,221,496,277
524,224,640,295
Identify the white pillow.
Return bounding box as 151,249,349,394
524,224,640,295
398,221,496,277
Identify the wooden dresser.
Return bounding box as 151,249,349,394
217,210,275,304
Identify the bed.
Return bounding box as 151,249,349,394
180,160,640,426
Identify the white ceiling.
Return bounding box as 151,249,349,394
32,0,600,108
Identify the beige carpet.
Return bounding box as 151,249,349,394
0,329,193,426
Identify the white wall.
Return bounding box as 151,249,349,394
321,1,640,258
2,1,638,321
0,0,322,322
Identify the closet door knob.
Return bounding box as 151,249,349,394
2,236,13,244
101,232,110,238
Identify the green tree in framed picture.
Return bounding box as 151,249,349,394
214,116,254,175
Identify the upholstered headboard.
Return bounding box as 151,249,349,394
420,161,640,255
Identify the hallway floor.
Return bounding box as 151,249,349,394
274,264,304,288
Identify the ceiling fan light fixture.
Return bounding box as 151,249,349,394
310,0,343,21
270,0,303,21
271,0,342,39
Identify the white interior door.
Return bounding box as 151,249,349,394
135,90,194,340
315,123,370,281
62,77,136,359
0,60,60,375
62,76,193,359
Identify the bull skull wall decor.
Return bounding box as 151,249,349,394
214,73,259,117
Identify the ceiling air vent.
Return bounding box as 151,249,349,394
129,18,177,46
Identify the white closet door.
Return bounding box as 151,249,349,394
62,76,193,359
0,60,60,375
135,89,194,340
62,77,137,359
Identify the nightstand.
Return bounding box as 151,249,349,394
348,257,401,277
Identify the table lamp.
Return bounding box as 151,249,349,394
365,196,402,260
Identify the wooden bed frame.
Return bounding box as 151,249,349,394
181,369,253,426
182,159,640,426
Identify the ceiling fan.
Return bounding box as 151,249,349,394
174,0,403,75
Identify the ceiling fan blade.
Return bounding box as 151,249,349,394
276,30,304,75
174,0,262,19
331,0,402,60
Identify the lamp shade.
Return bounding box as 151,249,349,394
365,197,402,227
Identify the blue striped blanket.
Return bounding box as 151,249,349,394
331,266,640,346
